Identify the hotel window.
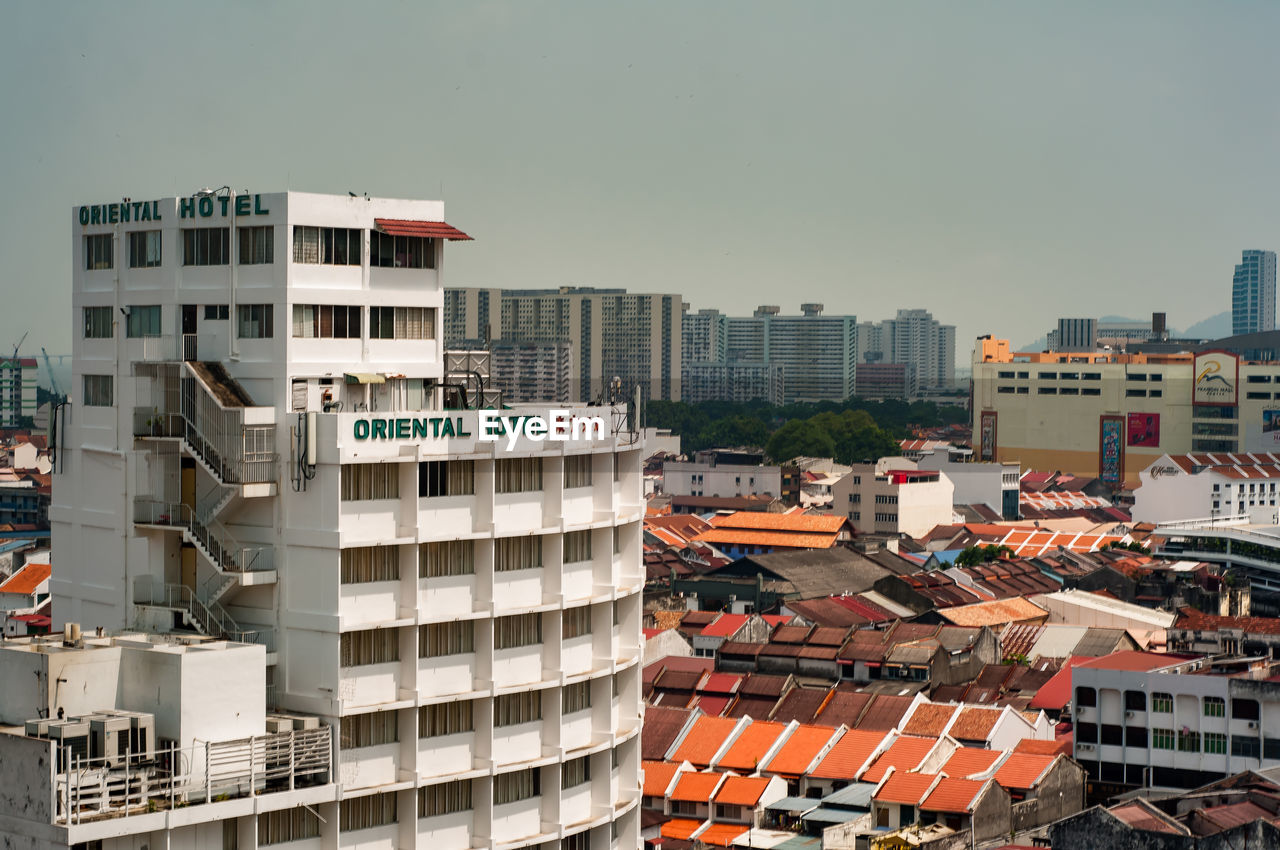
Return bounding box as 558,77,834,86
83,306,113,338
182,227,230,265
340,629,399,667
997,370,1015,379
204,304,229,320
561,756,590,789
258,809,321,845
494,691,542,726
128,230,162,268
370,306,435,340
370,231,435,269
997,386,1014,394
1082,387,1101,396
420,622,474,657
493,769,539,805
418,701,473,737
564,530,592,564
292,226,361,265
716,804,744,821
564,454,593,488
1075,687,1096,707
1178,730,1200,752
496,457,542,493
562,606,592,639
338,792,397,832
1037,387,1058,395
419,539,474,578
340,711,398,748
1204,696,1226,717
340,546,399,584
1152,728,1175,750
85,233,113,269
238,225,274,264
418,781,472,817
126,305,162,337
83,375,113,407
237,304,274,338
562,680,592,714
566,831,590,850
419,460,474,497
494,613,542,650
292,304,360,338
1204,732,1227,755
495,535,542,572
341,463,399,501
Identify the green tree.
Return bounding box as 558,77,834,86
766,419,836,463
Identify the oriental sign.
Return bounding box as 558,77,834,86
353,410,607,450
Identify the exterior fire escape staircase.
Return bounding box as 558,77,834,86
132,359,278,643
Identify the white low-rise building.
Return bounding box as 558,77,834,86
1133,452,1280,525
0,630,337,849
831,458,955,538
50,190,643,849
1072,652,1280,789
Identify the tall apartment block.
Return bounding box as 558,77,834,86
682,304,856,404
1055,318,1098,352
1232,249,1277,336
857,309,956,393
444,287,682,402
0,356,38,427
51,191,644,849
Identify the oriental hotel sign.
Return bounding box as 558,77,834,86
352,410,608,450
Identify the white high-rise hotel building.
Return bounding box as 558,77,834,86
52,191,644,849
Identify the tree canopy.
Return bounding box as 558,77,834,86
646,395,967,463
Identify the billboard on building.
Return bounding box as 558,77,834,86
1100,415,1123,485
1258,409,1280,449
1126,413,1160,448
1193,350,1239,406
979,411,997,461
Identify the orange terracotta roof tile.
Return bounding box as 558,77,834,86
809,729,889,780
861,736,936,783
713,775,772,807
921,777,986,813
669,771,725,803
994,753,1055,790
940,747,1003,778
0,561,50,595
716,721,789,771
670,717,741,766
642,760,682,796
939,597,1048,627
692,529,841,549
708,512,848,532
948,707,1003,741
1012,738,1071,757
761,725,840,776
660,818,704,840
697,823,748,847
875,771,940,805
901,703,959,737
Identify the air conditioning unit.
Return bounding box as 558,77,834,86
87,713,132,765
1125,710,1134,718
1079,742,1095,751
1249,721,1259,730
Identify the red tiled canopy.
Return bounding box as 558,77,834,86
374,218,473,240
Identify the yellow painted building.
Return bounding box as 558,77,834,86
971,337,1280,488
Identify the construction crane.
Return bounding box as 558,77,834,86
41,347,63,400
10,330,27,363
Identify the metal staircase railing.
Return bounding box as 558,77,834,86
133,499,274,574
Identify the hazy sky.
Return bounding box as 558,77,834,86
4,1,1280,360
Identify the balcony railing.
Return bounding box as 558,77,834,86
54,727,331,825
